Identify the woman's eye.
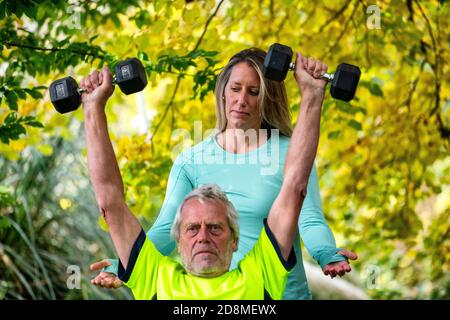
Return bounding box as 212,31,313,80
250,91,259,96
231,87,240,92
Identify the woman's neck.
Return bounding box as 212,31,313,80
217,127,269,154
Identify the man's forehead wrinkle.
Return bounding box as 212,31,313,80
183,220,226,227
181,201,228,218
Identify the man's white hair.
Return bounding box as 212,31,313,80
170,184,239,246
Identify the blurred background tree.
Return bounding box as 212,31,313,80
0,0,448,299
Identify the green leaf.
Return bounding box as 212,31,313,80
354,106,367,115
5,112,17,124
15,89,27,100
19,115,44,128
347,119,362,131
6,91,18,111
24,88,43,99
138,51,149,62
328,130,341,139
336,100,353,114
369,83,384,97
0,217,11,229
0,185,15,207
15,2,24,18
0,121,26,144
0,2,6,20
359,80,384,97
206,57,217,66
111,15,121,27
26,120,44,128
22,2,38,19
89,35,99,43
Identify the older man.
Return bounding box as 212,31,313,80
81,52,327,299
117,183,295,299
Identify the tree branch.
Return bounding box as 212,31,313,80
318,0,352,33
413,1,447,139
414,0,437,53
1,41,104,59
191,0,225,53
150,75,182,151
150,0,226,149
321,1,359,61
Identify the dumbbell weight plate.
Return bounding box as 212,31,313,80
330,63,361,102
263,43,293,81
115,58,148,95
49,76,81,114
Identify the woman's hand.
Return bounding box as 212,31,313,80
293,52,328,98
90,259,124,289
322,249,358,278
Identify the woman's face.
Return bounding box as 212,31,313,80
224,62,261,131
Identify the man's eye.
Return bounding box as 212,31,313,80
209,225,222,233
187,226,199,233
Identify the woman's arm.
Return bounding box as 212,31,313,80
147,153,195,255
300,166,357,277
299,164,347,268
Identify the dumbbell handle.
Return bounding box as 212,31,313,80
76,77,118,94
288,62,334,81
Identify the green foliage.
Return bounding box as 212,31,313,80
0,132,132,299
0,112,43,144
138,48,219,101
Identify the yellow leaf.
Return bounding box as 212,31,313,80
59,198,72,210
37,144,53,156
10,140,27,153
98,215,110,232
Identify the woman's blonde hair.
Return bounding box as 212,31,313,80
214,48,293,137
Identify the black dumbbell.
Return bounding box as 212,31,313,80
49,58,148,113
263,43,361,102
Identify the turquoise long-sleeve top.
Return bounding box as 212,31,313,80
147,133,345,300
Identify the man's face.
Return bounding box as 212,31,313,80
177,198,237,278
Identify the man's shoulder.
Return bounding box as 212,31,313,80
133,237,184,276
241,222,295,269
238,226,270,264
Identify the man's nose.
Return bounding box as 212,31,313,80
197,226,211,243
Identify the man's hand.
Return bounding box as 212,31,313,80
90,259,124,289
323,249,358,278
293,52,328,96
80,67,115,110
